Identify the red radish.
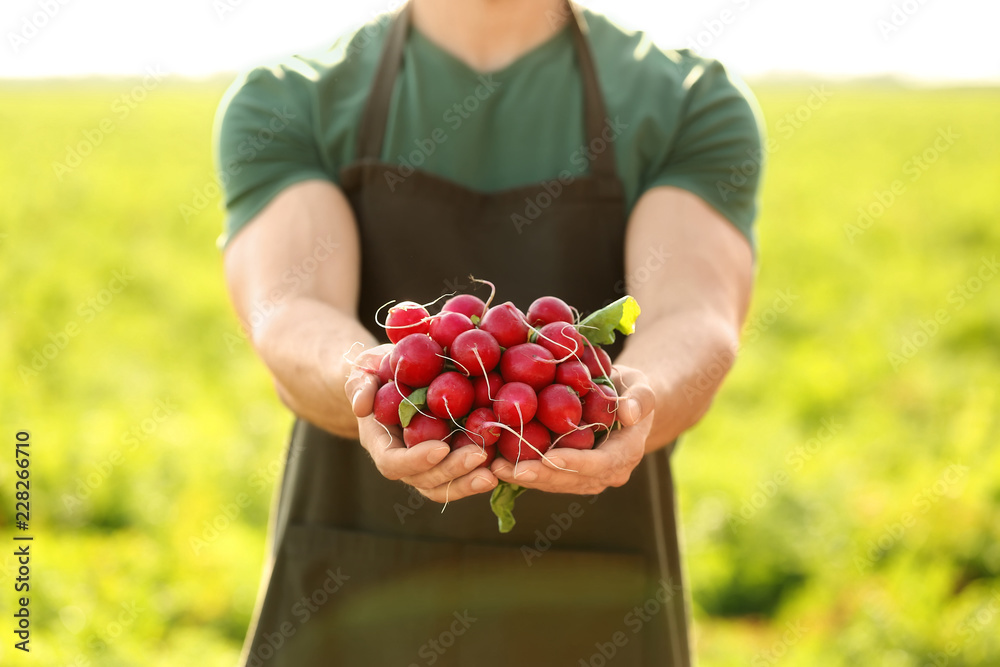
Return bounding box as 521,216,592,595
493,382,537,427
555,360,592,397
472,371,503,408
441,294,488,320
580,344,613,380
385,301,430,343
377,353,394,384
478,302,530,348
403,413,450,447
464,407,502,446
450,329,501,376
581,383,618,431
526,296,574,326
373,381,412,426
427,372,475,420
553,426,596,450
428,311,474,349
536,384,583,434
390,334,444,387
496,420,552,462
500,342,556,391
535,321,584,359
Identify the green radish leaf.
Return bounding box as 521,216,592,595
490,481,527,533
470,315,481,325
398,387,428,428
576,295,641,346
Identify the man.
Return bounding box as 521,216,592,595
217,0,760,664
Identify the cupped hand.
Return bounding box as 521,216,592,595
491,365,655,495
345,345,498,502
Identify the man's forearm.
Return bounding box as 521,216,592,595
615,310,740,452
251,295,378,438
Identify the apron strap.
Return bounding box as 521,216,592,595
355,0,618,182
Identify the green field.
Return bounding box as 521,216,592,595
1,77,998,666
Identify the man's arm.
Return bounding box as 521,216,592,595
616,185,754,451
492,185,753,493
224,179,498,501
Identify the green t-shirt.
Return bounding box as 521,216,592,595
214,8,764,248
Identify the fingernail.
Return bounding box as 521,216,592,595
471,476,493,492
627,398,642,423
466,450,487,468
427,446,450,464
547,457,566,470
515,469,537,482
350,389,362,408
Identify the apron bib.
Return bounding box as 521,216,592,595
240,3,692,665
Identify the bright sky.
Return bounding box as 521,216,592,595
1,0,998,82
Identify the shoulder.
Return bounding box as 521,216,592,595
583,9,759,123
215,11,394,133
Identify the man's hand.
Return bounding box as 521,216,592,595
491,365,655,494
345,345,499,503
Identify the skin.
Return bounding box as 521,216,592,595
224,0,754,503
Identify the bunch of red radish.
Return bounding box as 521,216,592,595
370,290,620,467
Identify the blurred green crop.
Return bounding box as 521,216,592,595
0,78,998,666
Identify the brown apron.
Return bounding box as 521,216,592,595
240,3,692,665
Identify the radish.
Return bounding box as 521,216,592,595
478,301,530,348
464,407,501,446
441,294,487,321
580,344,613,380
472,371,503,408
403,413,450,447
526,296,574,326
499,342,556,391
535,321,584,359
385,301,431,344
581,382,617,431
428,311,475,349
449,329,501,376
390,334,445,388
553,426,596,450
426,372,474,420
373,381,411,426
536,384,583,434
493,381,537,427
496,420,552,462
377,353,394,384
555,359,592,397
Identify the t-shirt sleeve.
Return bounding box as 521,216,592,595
213,64,332,247
643,58,764,248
